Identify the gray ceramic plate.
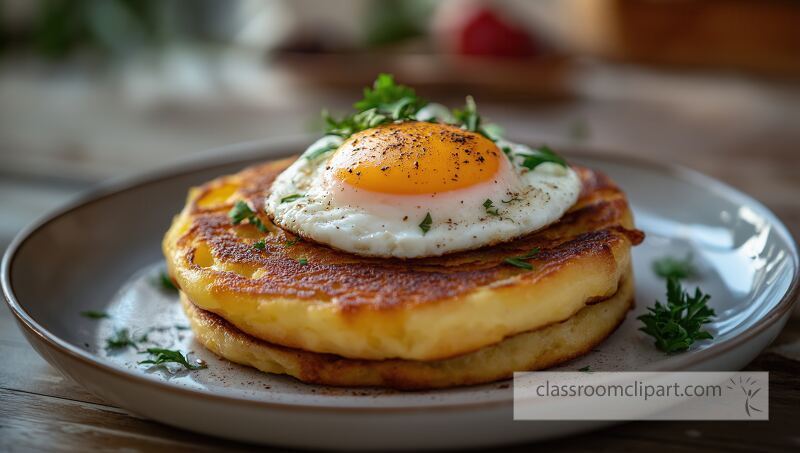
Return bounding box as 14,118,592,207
3,138,798,450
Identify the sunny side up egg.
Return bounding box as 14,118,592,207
265,121,580,258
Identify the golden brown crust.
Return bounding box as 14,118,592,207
169,159,643,310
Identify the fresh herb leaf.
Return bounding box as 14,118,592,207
280,194,304,203
81,310,109,319
297,257,308,265
638,277,715,354
483,199,499,216
324,108,389,138
419,212,432,234
504,258,532,270
105,328,137,350
228,200,268,232
519,145,567,170
323,74,426,139
284,238,300,247
452,95,481,132
652,254,696,280
139,348,207,370
253,239,266,250
501,196,520,204
354,73,425,117
159,271,178,292
228,200,255,225
451,95,499,141
578,366,591,372
504,248,540,270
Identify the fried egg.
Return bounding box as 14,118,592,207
266,121,580,258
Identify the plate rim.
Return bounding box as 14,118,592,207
3,136,798,413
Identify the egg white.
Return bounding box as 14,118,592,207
265,135,581,258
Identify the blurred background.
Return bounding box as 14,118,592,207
1,0,799,251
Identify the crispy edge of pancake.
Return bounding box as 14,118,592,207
182,269,634,390
163,160,643,361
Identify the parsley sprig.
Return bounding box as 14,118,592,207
652,253,696,280
638,278,715,354
81,310,109,319
504,248,540,270
280,194,304,203
324,74,426,138
228,200,268,233
483,199,500,217
105,328,137,350
518,145,567,170
419,212,433,235
451,96,501,141
355,73,426,116
139,348,207,370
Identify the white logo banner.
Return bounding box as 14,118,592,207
514,372,768,420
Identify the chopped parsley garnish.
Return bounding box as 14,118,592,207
452,96,481,133
323,74,426,138
229,200,255,224
81,310,109,319
652,253,696,280
578,366,591,372
355,73,426,117
280,194,304,203
483,199,500,216
105,328,137,350
501,196,520,204
159,271,178,292
518,145,567,170
638,278,715,354
228,200,268,232
324,109,387,138
451,96,499,141
284,238,300,247
504,248,540,270
139,348,207,370
297,257,308,265
253,239,266,250
419,212,433,234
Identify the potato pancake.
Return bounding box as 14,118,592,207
163,158,643,361
181,272,634,389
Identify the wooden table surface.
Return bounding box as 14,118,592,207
1,62,799,452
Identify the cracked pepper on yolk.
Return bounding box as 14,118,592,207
332,121,502,195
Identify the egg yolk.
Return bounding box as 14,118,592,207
331,122,502,195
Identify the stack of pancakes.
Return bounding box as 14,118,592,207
163,158,643,389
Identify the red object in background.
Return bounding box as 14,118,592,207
455,8,538,58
